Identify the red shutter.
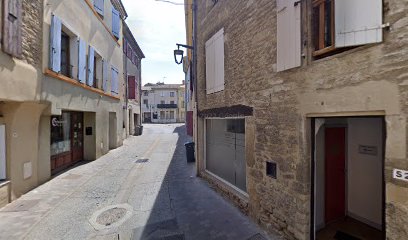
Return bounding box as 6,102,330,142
128,75,136,99
3,0,22,58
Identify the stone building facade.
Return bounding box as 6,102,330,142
0,0,45,206
193,0,408,239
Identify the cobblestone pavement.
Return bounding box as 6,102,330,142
0,124,281,240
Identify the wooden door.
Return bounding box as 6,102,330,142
71,112,83,163
325,127,346,223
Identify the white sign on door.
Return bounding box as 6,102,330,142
393,169,408,182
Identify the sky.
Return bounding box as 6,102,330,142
122,0,187,85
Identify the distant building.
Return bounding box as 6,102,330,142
142,83,185,124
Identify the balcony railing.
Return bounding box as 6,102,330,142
157,104,178,109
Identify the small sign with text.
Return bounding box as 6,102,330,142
393,169,408,182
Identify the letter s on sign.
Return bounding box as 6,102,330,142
396,170,403,178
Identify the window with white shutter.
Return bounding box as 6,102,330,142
0,125,6,180
112,7,120,39
50,15,62,72
93,0,104,16
205,28,224,95
312,0,383,57
277,0,301,72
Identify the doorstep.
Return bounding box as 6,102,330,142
0,180,11,208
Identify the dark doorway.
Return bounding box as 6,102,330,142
325,127,346,224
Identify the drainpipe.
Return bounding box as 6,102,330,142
192,0,198,176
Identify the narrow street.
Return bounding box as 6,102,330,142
0,124,272,240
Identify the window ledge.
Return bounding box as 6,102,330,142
0,180,10,188
44,69,120,101
83,0,120,46
313,45,336,57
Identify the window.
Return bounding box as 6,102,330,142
170,111,175,119
60,32,71,77
312,0,334,56
50,113,71,156
143,99,148,106
170,101,175,104
93,51,103,89
160,92,165,97
170,92,175,97
153,113,158,119
160,111,165,119
144,91,148,96
205,28,224,94
312,0,383,57
160,100,165,104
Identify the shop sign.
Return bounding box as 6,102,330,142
51,117,66,127
393,169,408,182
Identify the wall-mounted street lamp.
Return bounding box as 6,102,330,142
174,43,194,65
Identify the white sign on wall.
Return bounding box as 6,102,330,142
393,169,408,182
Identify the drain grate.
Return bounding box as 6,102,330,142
135,158,149,164
96,207,127,226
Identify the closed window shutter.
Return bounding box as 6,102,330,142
205,28,224,94
111,67,119,94
93,0,104,16
213,31,224,93
112,7,120,38
87,46,95,86
0,125,6,180
102,59,108,91
50,15,62,72
3,0,22,58
277,0,301,72
123,38,127,54
78,38,87,83
128,76,136,99
335,0,383,48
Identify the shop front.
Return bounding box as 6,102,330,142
50,111,84,175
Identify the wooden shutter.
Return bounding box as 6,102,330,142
102,59,108,91
93,0,104,16
277,0,301,72
87,46,95,86
128,76,136,99
112,7,120,38
3,0,22,58
335,0,383,48
0,125,6,180
205,28,224,94
78,38,87,83
111,67,119,94
50,15,62,72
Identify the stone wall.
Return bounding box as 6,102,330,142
22,0,43,67
195,0,408,239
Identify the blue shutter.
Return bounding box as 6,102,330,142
87,46,95,86
78,39,87,83
49,15,62,72
112,7,120,38
111,67,119,95
93,0,104,16
102,59,108,91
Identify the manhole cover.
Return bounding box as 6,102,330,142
96,207,127,226
89,204,133,230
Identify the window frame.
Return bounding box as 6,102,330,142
312,0,335,57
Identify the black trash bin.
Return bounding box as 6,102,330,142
184,142,195,162
133,126,140,136
139,125,143,135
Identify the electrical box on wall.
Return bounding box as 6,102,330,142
266,161,277,179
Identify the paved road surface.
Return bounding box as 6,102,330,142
0,124,279,240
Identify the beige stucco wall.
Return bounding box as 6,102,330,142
195,0,408,239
